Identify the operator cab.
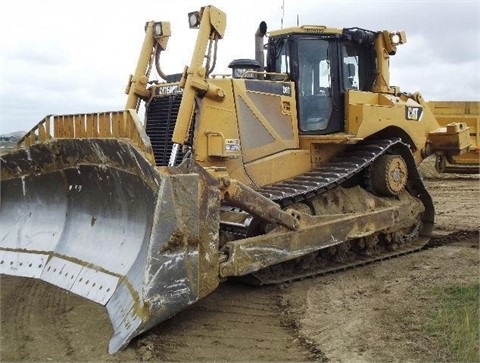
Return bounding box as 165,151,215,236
266,27,376,135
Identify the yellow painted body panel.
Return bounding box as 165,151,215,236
345,90,441,164
244,149,311,187
194,78,311,187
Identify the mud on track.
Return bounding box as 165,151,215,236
1,175,479,362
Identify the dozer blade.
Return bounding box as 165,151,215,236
0,139,220,353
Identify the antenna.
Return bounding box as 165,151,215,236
281,0,285,29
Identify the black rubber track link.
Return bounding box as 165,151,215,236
232,138,435,285
258,138,432,217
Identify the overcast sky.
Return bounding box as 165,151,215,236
0,0,478,134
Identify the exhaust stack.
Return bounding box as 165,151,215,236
255,21,267,73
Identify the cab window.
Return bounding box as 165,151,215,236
341,42,376,91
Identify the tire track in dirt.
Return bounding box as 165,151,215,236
132,281,315,361
0,275,141,362
1,277,315,362
2,277,33,361
1,277,73,361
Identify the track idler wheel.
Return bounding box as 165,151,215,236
369,154,408,196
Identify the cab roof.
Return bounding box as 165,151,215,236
268,25,344,37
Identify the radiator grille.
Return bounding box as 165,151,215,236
145,94,184,166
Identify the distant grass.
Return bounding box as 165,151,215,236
422,283,479,362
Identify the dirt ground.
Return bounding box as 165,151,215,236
1,161,479,362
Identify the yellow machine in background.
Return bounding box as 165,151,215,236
1,5,478,354
427,101,478,173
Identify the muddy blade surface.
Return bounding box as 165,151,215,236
0,139,219,353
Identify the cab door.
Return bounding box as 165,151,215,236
294,37,343,134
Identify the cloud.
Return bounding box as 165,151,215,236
0,0,478,134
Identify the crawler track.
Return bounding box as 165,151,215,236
222,138,435,285
257,139,430,209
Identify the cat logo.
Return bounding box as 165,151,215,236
405,106,423,121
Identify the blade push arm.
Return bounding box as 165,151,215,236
125,20,171,110
169,5,226,164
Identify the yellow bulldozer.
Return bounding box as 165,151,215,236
1,5,478,354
